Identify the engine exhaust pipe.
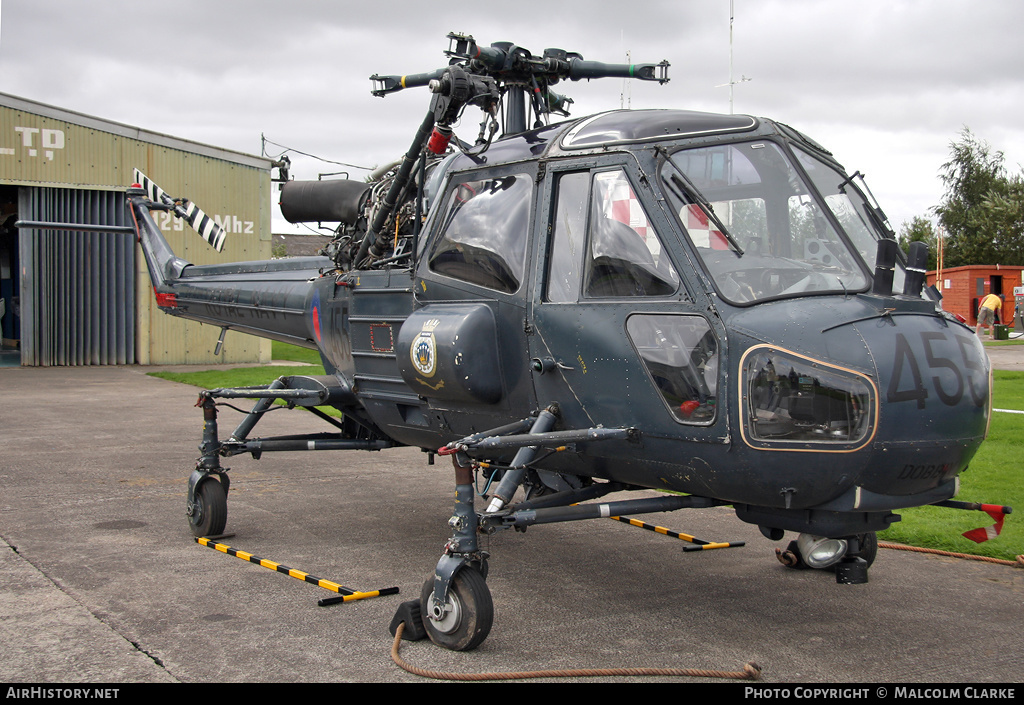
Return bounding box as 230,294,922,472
871,239,899,297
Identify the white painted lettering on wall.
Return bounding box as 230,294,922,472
213,214,256,235
155,210,254,235
3,126,66,160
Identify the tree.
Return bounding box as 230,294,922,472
978,175,1024,266
933,127,1024,266
897,216,938,271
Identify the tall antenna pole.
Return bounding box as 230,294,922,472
717,0,751,113
729,0,735,114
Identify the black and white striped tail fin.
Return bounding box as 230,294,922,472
133,168,227,252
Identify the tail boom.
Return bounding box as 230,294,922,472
129,186,329,348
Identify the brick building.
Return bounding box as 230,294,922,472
927,264,1023,327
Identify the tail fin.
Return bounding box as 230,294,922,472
133,168,227,252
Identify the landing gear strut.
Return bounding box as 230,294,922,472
422,453,494,651
188,394,229,537
184,379,390,538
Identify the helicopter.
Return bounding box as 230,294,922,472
123,32,998,652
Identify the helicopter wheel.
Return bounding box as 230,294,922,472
189,477,227,538
419,567,493,651
849,532,878,569
778,532,878,571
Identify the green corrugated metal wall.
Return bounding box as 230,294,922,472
1,92,273,365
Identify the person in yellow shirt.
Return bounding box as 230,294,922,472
976,293,1004,338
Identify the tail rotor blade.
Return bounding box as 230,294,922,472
133,168,227,252
134,168,170,205
182,201,227,252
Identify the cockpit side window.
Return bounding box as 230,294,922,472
546,169,680,301
584,170,679,298
429,173,531,294
791,146,906,292
546,172,589,303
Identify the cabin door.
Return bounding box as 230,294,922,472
528,163,725,445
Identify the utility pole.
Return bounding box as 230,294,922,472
716,0,752,114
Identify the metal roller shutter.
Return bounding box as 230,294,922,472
18,187,134,365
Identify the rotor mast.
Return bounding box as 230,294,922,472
370,32,670,139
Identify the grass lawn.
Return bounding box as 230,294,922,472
148,347,1023,562
268,340,323,365
983,336,1024,347
147,341,325,389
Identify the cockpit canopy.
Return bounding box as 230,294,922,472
421,109,902,306
659,140,878,305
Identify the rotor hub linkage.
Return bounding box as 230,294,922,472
361,33,670,265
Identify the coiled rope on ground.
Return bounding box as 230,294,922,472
775,542,1024,568
876,541,1024,568
390,623,762,682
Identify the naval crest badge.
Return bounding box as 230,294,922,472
411,319,441,378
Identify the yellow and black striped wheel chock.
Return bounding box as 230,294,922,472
195,537,399,606
610,515,744,551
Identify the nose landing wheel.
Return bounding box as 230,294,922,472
188,477,227,538
420,567,493,651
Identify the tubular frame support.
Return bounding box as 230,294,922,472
465,426,633,452
198,376,387,459
220,438,392,456
484,407,559,512
226,378,287,442
439,416,537,454
205,388,324,400
511,481,628,512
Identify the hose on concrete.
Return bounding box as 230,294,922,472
390,622,762,682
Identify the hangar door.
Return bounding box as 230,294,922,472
17,187,135,366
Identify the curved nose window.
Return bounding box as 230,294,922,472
661,142,869,305
741,346,877,450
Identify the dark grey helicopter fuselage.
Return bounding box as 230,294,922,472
140,109,989,539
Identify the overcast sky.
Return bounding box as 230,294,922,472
2,0,1022,236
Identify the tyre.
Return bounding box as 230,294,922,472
189,478,227,537
850,532,878,568
419,567,493,651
